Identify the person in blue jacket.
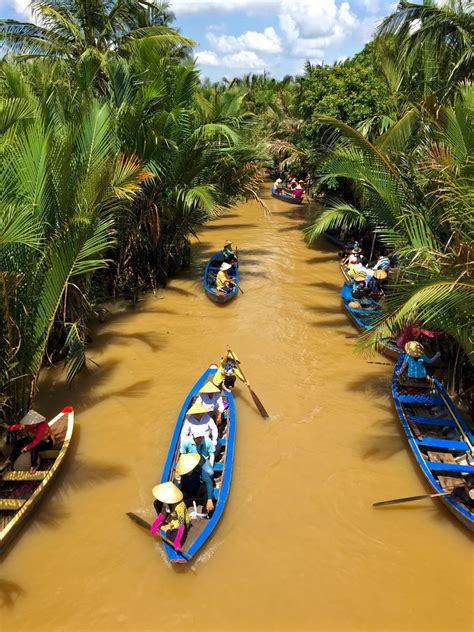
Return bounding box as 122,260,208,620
397,341,440,382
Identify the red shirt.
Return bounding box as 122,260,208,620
8,421,53,451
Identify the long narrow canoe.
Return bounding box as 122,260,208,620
0,406,74,553
341,283,400,358
392,356,474,530
161,365,235,564
271,187,303,205
204,252,239,303
324,230,348,249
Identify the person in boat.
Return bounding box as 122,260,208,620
180,425,216,465
396,341,441,383
342,246,363,277
196,381,226,427
452,474,474,510
149,481,191,551
181,401,218,447
351,271,371,300
372,252,391,273
0,410,54,474
176,452,215,515
366,269,387,300
212,350,246,392
222,240,238,264
293,181,304,201
273,178,283,193
216,262,235,294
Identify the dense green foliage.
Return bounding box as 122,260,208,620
0,1,266,416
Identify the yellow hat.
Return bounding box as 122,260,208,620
152,481,183,503
187,401,208,415
405,341,424,358
373,269,388,280
176,453,200,476
199,381,220,394
354,271,367,282
348,300,362,309
224,240,232,246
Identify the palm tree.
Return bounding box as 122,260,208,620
0,0,192,63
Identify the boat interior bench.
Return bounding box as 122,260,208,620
410,415,455,428
417,438,469,451
2,470,47,482
0,498,26,511
426,461,474,474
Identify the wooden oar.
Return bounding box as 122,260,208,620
126,512,192,560
227,347,269,419
373,491,453,507
236,284,244,294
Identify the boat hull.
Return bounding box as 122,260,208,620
392,356,474,530
204,252,239,303
271,187,303,204
0,407,74,554
160,365,236,563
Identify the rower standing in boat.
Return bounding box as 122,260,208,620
149,482,191,551
396,342,441,384
180,401,218,446
222,240,238,264
212,351,246,392
176,453,215,515
0,410,54,473
216,262,236,294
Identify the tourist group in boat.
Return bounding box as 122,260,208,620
1,185,473,562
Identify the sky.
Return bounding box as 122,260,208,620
1,0,399,80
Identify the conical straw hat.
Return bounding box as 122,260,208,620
187,401,208,415
227,350,240,363
152,481,183,503
220,262,232,271
20,410,46,426
373,269,388,280
405,341,424,357
354,272,367,282
348,301,361,309
224,240,233,246
176,453,200,476
199,381,220,394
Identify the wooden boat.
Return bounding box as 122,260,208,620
157,365,235,564
341,282,400,358
324,230,348,249
0,406,74,553
204,252,239,303
271,187,303,205
392,356,474,530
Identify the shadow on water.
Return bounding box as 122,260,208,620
309,316,347,329
164,285,197,298
0,579,25,610
306,280,343,292
307,304,346,315
92,330,164,352
203,223,257,231
306,255,342,265
237,248,272,256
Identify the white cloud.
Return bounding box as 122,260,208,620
196,50,220,66
170,0,279,14
221,50,267,69
278,0,359,61
207,27,281,54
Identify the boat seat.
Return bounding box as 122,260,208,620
411,415,455,428
213,463,224,472
416,438,468,451
38,449,60,459
427,451,455,463
2,470,47,481
398,394,444,406
213,487,219,500
438,475,465,491
0,498,26,511
426,462,474,474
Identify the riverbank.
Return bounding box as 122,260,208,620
2,188,472,632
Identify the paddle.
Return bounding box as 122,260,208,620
227,347,269,419
236,284,244,295
126,512,192,560
373,490,456,507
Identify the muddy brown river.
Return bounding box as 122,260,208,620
1,187,472,631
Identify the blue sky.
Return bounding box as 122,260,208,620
2,0,399,79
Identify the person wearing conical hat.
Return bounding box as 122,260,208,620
180,420,216,465
0,410,54,474
372,251,391,273
149,481,191,551
273,177,283,193
180,400,218,446
212,349,246,392
366,269,387,300
223,240,238,264
216,261,236,294
196,381,226,425
396,341,441,382
176,452,215,515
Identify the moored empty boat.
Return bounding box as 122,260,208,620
0,406,74,553
392,357,474,530
204,252,239,303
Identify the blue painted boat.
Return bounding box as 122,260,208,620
271,187,303,205
160,365,236,563
324,230,348,249
392,356,474,530
341,282,400,358
204,252,239,303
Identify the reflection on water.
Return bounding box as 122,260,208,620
1,187,472,631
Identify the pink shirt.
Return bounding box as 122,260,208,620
8,421,53,451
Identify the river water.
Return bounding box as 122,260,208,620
1,187,472,632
